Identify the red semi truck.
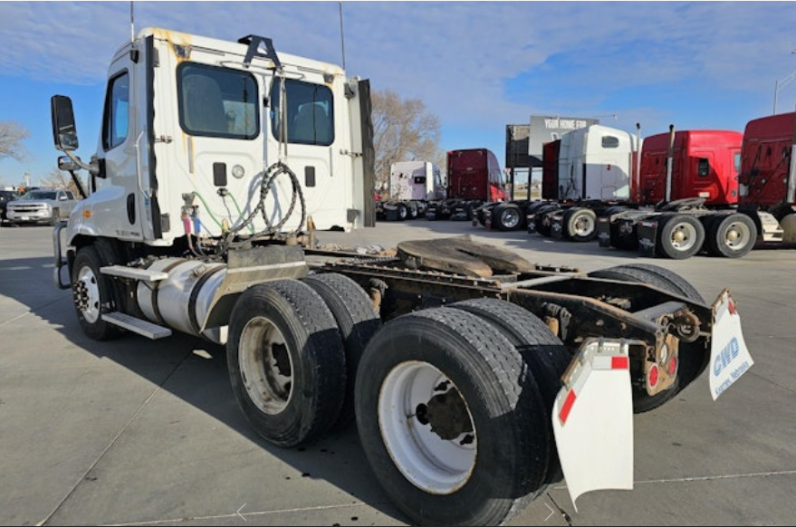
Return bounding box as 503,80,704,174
597,128,742,256
604,115,796,259
525,126,741,243
426,148,508,220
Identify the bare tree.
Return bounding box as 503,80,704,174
372,90,443,188
0,121,30,162
40,169,86,198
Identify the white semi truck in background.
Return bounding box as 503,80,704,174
375,160,444,220
50,27,753,527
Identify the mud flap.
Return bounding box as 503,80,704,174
551,214,565,239
552,340,634,511
709,290,754,400
527,214,537,234
596,217,612,247
637,220,658,257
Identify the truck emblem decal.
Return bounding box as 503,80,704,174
713,337,740,377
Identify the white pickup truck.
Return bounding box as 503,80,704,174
6,189,77,226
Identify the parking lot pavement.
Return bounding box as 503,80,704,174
1,222,794,526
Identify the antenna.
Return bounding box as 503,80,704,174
130,1,135,43
338,1,347,70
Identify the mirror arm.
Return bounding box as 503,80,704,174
62,150,97,174
61,151,93,199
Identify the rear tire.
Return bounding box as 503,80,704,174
588,264,707,413
407,201,419,220
303,273,381,428
227,280,346,447
356,308,549,526
706,213,756,258
448,298,570,484
397,203,408,221
495,203,524,231
564,208,597,242
657,214,705,259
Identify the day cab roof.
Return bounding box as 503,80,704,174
109,27,345,78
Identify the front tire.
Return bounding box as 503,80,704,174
356,308,548,526
71,245,123,341
227,280,346,447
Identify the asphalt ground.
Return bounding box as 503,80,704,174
1,219,794,526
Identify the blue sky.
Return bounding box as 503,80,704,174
2,1,796,187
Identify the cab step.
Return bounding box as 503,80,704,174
101,312,172,340
100,265,168,282
758,211,785,242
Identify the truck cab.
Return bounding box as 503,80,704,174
52,28,372,251
639,130,741,207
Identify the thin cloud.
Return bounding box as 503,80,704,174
1,1,795,145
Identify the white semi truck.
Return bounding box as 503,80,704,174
376,160,444,220
51,27,753,526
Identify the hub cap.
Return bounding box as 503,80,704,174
669,222,698,252
378,361,477,494
239,317,294,415
74,266,101,323
722,220,751,250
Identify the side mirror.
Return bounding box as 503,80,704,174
51,95,79,151
58,156,80,172
59,195,69,201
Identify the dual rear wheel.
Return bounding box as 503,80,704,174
657,213,756,259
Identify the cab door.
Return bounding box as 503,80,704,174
89,46,145,241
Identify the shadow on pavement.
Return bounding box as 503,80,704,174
0,254,406,524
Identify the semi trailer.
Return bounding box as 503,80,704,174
50,27,753,527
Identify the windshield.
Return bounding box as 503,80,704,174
22,191,57,200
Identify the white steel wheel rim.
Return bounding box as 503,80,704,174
723,221,751,250
502,209,520,229
378,361,477,494
239,316,294,415
670,222,698,252
76,266,101,323
573,213,595,236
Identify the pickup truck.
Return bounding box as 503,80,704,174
6,189,77,226
0,189,20,222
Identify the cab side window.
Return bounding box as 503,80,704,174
698,158,710,177
103,71,130,151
